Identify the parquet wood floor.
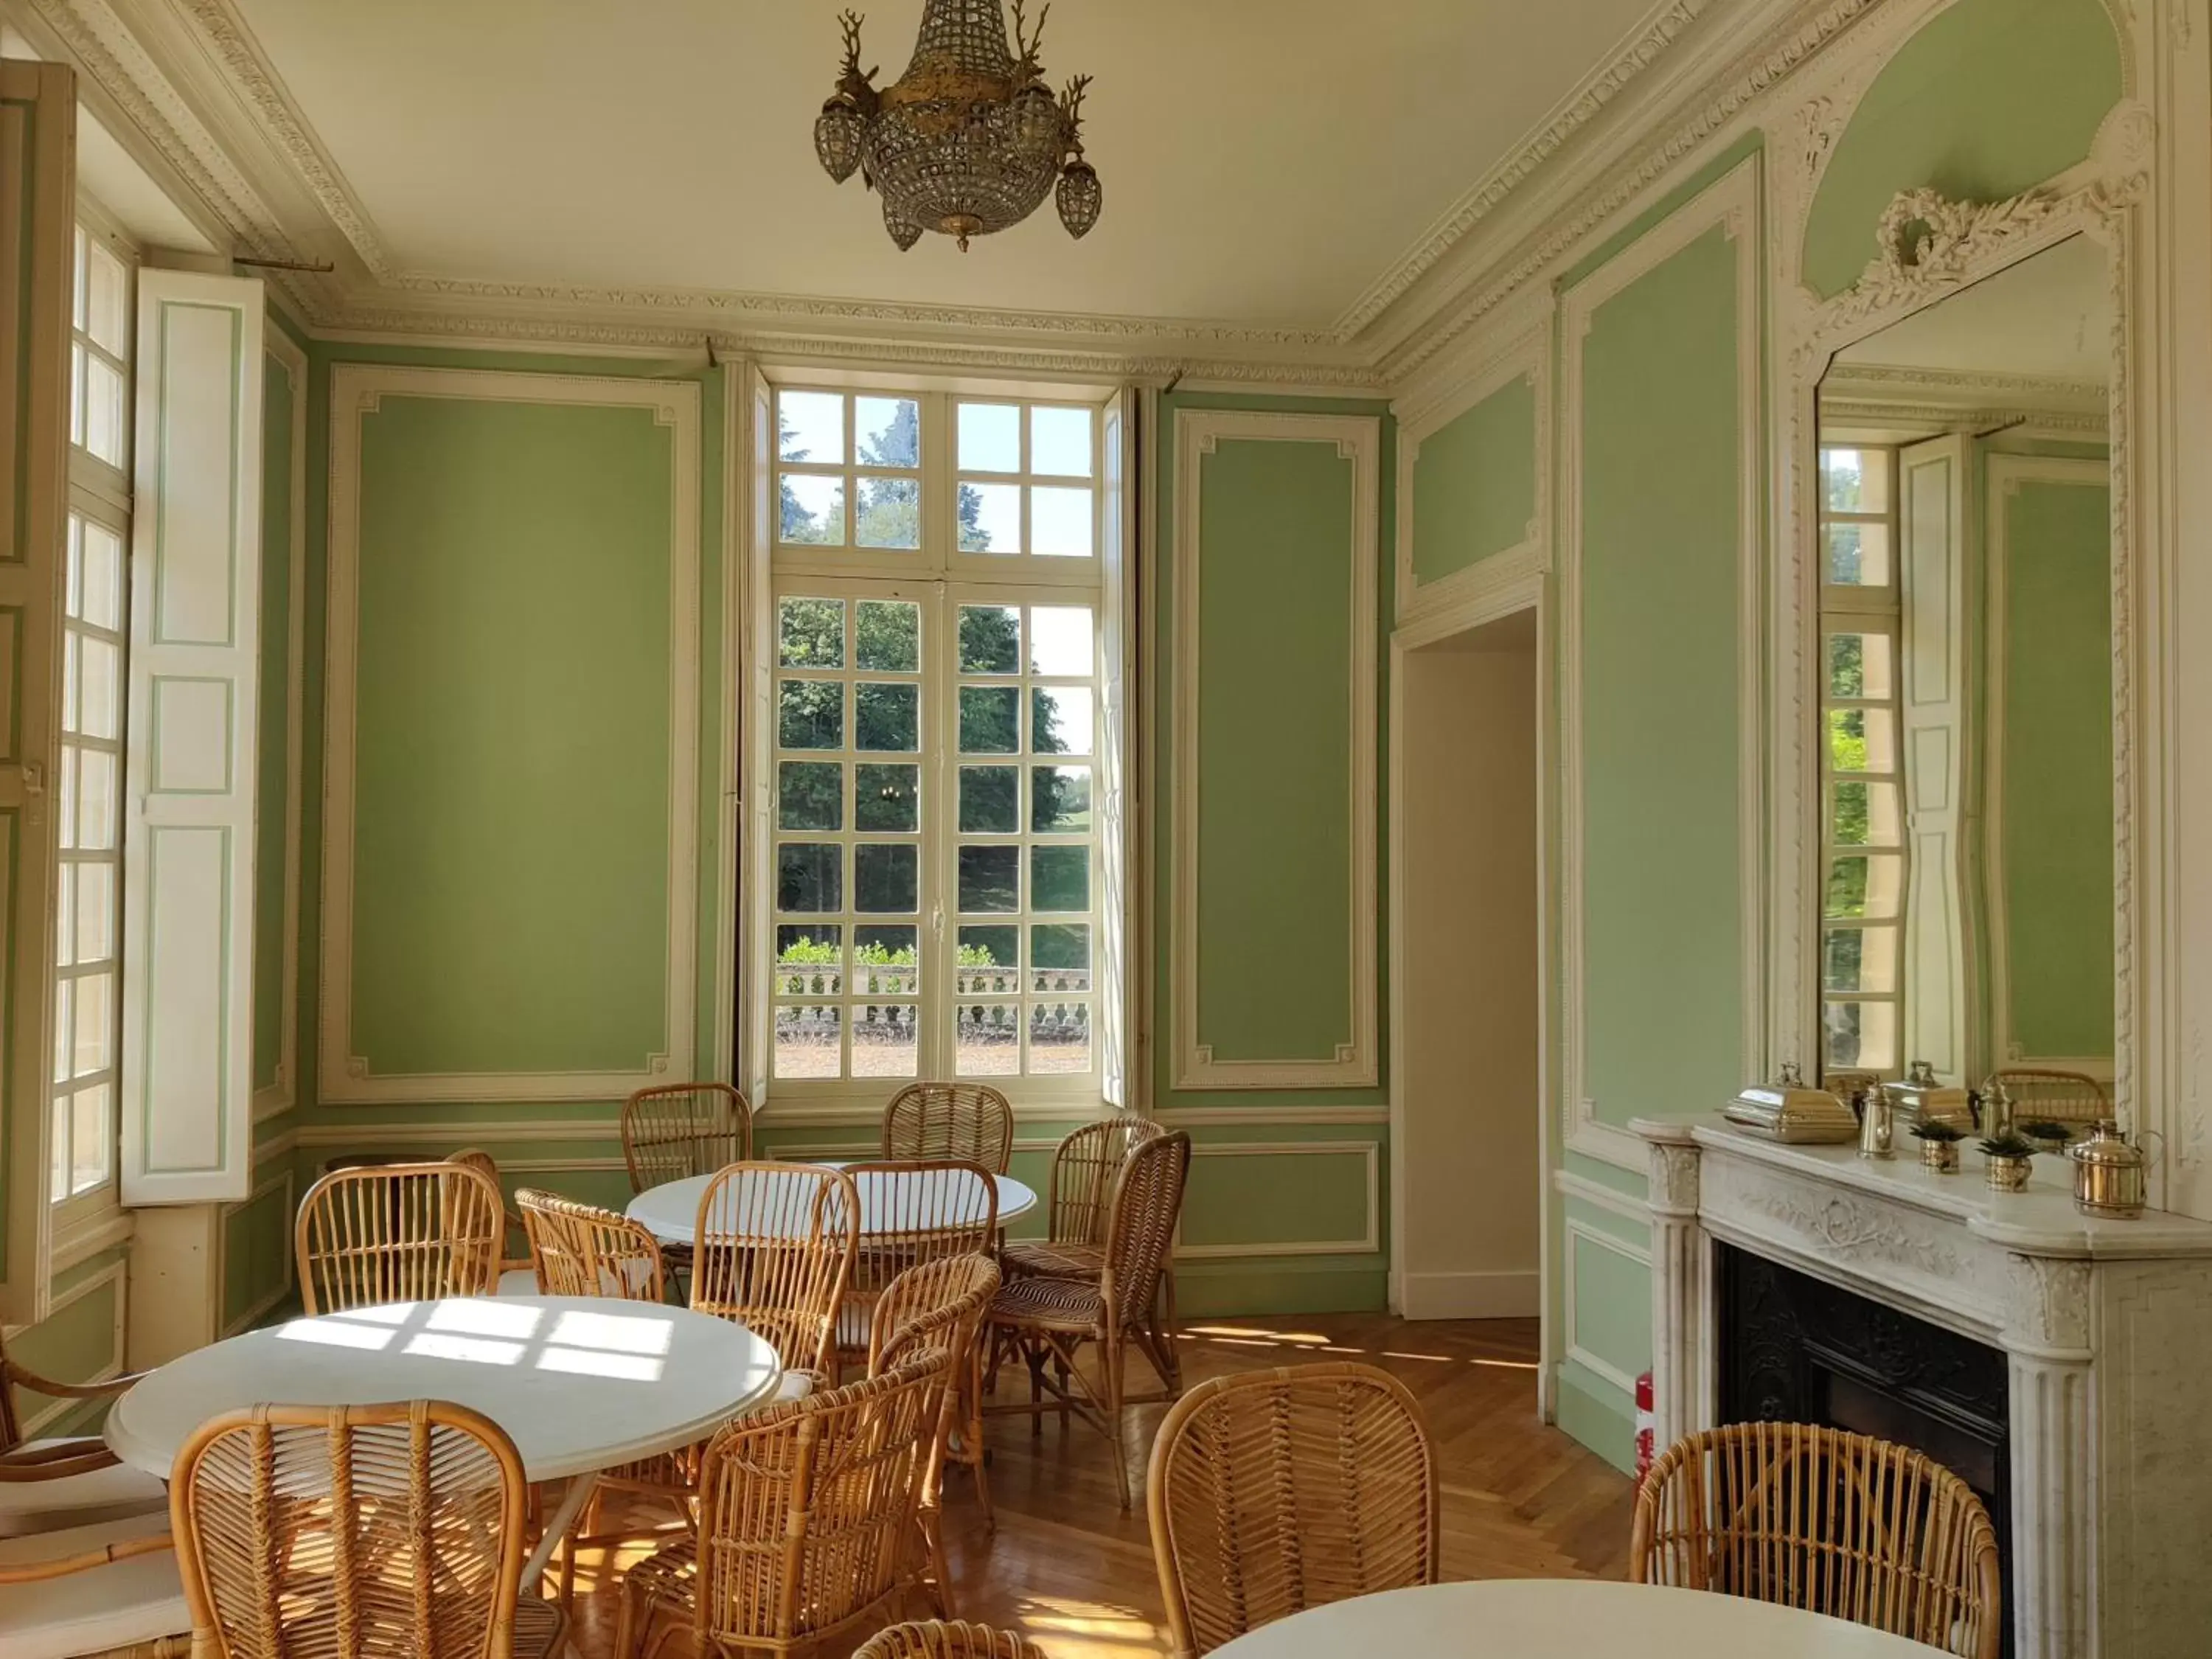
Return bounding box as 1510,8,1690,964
566,1313,1635,1658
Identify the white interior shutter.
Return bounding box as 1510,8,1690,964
120,269,263,1204
740,362,775,1106
1099,387,1135,1109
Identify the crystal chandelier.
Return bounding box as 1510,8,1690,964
813,1,1102,253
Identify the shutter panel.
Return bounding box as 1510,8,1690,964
120,270,263,1204
740,362,775,1105
0,63,74,1321
1099,388,1135,1108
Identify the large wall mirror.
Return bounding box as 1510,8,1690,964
1812,226,2117,1130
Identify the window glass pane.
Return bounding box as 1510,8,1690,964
779,597,844,668
956,1003,1019,1076
1030,846,1089,913
959,606,1020,673
1029,1001,1091,1074
72,226,87,330
69,341,85,447
1031,487,1093,558
1030,923,1091,990
87,243,127,355
777,762,842,831
777,844,842,912
1032,765,1092,833
1029,406,1091,477
959,482,1020,553
74,863,113,964
959,765,1018,833
779,392,844,463
780,473,845,545
71,1083,111,1194
1823,925,1898,994
1824,853,1902,921
855,477,920,549
958,403,1020,472
1032,686,1093,755
855,925,919,993
854,682,919,751
77,750,116,851
852,1004,918,1079
959,686,1020,754
1823,999,1897,1071
78,637,119,741
776,925,842,995
774,1005,841,1078
957,926,1019,993
49,1099,68,1203
1824,521,1892,587
855,397,919,467
72,970,111,1077
52,981,71,1085
779,679,843,748
61,633,77,733
855,601,919,671
86,356,124,468
80,522,122,631
56,742,76,849
959,846,1019,913
1828,708,1896,775
1831,781,1900,848
1826,631,1893,702
55,866,74,969
1821,448,1889,515
855,763,919,832
853,843,918,913
1029,606,1093,676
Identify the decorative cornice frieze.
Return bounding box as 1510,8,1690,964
1332,0,1710,340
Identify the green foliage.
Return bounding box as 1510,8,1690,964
1978,1132,2039,1159
1909,1120,1964,1142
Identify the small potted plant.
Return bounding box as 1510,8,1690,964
1979,1131,2039,1192
2022,1119,2076,1154
1910,1119,1964,1173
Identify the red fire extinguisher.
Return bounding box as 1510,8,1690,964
1634,1370,1655,1484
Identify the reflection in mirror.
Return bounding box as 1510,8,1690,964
1815,234,2114,1124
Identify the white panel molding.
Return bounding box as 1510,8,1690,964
1155,1105,1390,1128
14,1259,128,1439
1558,156,1764,1172
712,364,743,1085
1983,453,2117,1076
1171,409,1380,1091
253,324,307,1122
321,365,701,1104
216,1160,294,1336
1553,1166,1652,1228
1391,300,1553,628
1175,1140,1382,1260
48,1210,137,1278
1564,1216,1652,1397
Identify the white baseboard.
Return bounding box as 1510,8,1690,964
1399,1268,1540,1321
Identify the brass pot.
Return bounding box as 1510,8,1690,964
2069,1119,2158,1219
1985,1153,2031,1193
1921,1139,1961,1174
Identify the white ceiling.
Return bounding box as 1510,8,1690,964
223,0,1674,330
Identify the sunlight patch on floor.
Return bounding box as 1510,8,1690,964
1012,1593,1166,1658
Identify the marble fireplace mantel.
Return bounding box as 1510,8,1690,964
1632,1116,2212,1659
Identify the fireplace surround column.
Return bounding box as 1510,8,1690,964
1639,1121,1712,1453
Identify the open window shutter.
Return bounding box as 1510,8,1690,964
120,270,263,1204
1099,387,1136,1108
739,362,775,1105
0,63,74,1321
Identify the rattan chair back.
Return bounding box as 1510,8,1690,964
1987,1067,2110,1130
689,1354,953,1651
294,1161,504,1314
515,1187,666,1301
1046,1116,1164,1248
881,1083,1015,1172
1147,1362,1437,1658
619,1080,752,1194
1630,1421,2002,1659
844,1159,999,1299
855,1621,1044,1658
690,1161,859,1374
169,1399,531,1659
869,1253,1001,1374
1102,1131,1189,1331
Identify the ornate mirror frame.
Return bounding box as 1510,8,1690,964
1766,1,2160,1175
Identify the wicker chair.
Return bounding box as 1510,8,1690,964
838,1159,1001,1376
690,1162,859,1378
517,1186,667,1301
1147,1363,1438,1658
169,1399,565,1659
293,1159,505,1314
449,1146,537,1295
614,1354,956,1659
1986,1067,2110,1132
985,1131,1190,1509
0,1327,165,1539
1630,1422,2002,1659
855,1622,1044,1659
882,1082,1015,1173
0,1514,191,1658
620,1080,753,1192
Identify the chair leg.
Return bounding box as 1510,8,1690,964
964,1340,996,1534
1025,1338,1047,1440
1106,1330,1130,1512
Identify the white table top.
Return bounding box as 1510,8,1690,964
105,1296,782,1484
627,1163,1037,1247
1206,1581,1942,1658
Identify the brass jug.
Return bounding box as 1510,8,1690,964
2068,1120,2157,1220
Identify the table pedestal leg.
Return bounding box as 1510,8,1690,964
526,1472,599,1590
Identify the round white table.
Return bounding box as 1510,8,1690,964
627,1163,1037,1247
107,1295,781,1585
1205,1581,1945,1657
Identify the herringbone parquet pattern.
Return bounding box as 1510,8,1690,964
566,1314,1634,1658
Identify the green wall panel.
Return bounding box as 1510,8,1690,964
1192,437,1356,1062
1802,0,2121,298
1180,1144,1373,1253
8,1262,120,1430
1411,375,1537,582
2000,476,2114,1057
1579,223,1745,1124
252,354,293,1093
1557,1363,1637,1473
221,1173,291,1329
348,396,674,1075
